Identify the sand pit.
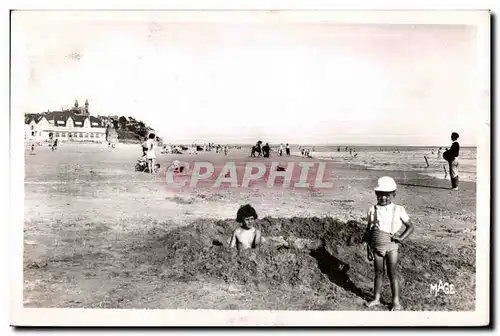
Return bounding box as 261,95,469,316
129,216,475,310
157,217,364,294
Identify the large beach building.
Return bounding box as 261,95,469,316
24,99,108,143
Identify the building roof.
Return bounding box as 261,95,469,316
72,115,87,127
25,111,123,129
89,116,105,128
43,111,74,127
26,111,106,128
25,113,44,124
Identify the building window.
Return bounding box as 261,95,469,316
85,133,89,138
55,132,59,137
90,133,94,138
61,132,66,137
68,133,73,138
79,133,83,138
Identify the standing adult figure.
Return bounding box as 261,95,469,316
443,132,460,190
146,133,157,174
262,142,270,158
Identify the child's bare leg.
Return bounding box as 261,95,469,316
366,254,384,307
386,250,402,310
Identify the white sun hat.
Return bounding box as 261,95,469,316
374,176,397,192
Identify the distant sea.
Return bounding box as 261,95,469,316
289,146,477,183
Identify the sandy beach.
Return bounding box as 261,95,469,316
23,143,476,311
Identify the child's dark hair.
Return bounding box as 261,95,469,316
236,204,258,223
451,132,459,140
149,133,156,139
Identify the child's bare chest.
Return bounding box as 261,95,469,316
236,228,256,244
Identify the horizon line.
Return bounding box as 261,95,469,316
159,142,477,147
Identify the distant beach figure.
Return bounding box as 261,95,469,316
250,141,262,157
136,154,160,173
286,143,290,156
337,147,340,152
224,146,228,156
146,133,157,174
167,159,184,173
279,144,284,156
135,155,147,172
250,146,256,157
443,132,460,190
31,144,35,154
364,177,414,311
141,137,148,156
229,204,262,252
52,139,58,151
437,147,442,159
262,143,270,158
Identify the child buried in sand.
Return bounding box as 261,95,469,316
365,176,414,311
229,204,262,252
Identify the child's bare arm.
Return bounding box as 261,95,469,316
229,230,237,249
394,219,414,243
364,209,372,243
253,229,262,248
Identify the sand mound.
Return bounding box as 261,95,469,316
156,217,367,295
132,216,475,309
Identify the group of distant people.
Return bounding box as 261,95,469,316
250,141,290,158
250,141,266,158
215,145,229,156
300,147,315,158
136,133,159,174
277,143,291,156
337,146,358,158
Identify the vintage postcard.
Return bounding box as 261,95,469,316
10,10,490,326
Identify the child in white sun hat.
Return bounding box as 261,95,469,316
364,176,414,311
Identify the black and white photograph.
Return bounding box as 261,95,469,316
10,10,490,326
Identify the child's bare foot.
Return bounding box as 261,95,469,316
365,299,380,308
391,302,402,311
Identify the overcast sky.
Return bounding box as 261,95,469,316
12,11,489,146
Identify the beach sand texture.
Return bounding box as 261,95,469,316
24,143,476,310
